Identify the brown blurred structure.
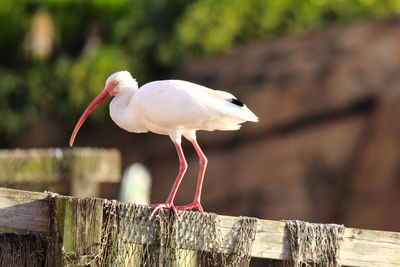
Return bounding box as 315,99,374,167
173,17,400,232
13,18,400,232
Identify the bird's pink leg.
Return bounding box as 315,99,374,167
149,142,188,219
176,139,207,213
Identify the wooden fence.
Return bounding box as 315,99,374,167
0,186,399,266
0,148,121,198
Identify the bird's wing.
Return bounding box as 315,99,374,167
197,86,235,101
178,80,258,122
135,80,257,131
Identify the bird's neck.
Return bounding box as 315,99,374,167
109,89,147,133
110,89,134,120
113,89,134,108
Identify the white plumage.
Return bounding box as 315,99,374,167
70,71,258,218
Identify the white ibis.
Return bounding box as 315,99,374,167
69,71,258,218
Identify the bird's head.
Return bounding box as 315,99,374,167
69,71,137,147
105,71,138,96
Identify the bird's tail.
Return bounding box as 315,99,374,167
242,106,259,122
230,104,258,123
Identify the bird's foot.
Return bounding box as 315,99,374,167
176,200,204,213
149,202,179,220
149,200,204,219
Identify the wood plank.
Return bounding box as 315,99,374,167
0,187,49,232
218,215,400,266
218,215,291,260
341,227,400,266
0,187,399,266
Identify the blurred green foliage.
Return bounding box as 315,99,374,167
1,0,399,144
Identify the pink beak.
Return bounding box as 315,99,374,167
69,88,112,147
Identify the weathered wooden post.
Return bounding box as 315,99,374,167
55,196,104,266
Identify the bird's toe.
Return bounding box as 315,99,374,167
149,202,180,220
176,201,204,213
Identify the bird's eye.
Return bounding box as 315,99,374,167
113,82,117,86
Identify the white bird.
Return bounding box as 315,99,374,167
69,71,258,218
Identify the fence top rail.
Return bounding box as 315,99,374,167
0,186,399,266
0,147,121,184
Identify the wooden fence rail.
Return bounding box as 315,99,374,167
0,148,121,197
0,187,399,266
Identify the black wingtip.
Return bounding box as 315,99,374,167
230,98,244,107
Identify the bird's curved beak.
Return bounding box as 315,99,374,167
69,88,112,147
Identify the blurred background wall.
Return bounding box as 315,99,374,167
1,0,400,232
